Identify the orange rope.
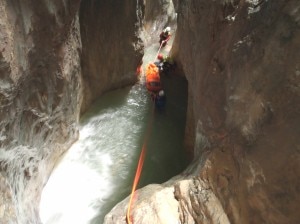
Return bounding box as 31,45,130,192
126,146,146,224
154,42,164,62
126,41,163,223
126,101,155,224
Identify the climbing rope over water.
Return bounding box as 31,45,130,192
126,101,156,224
154,42,164,61
126,41,165,223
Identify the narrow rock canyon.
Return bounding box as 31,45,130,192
0,0,299,223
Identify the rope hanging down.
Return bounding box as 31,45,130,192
126,40,165,224
126,102,155,224
154,42,164,62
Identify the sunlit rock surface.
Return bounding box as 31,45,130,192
105,183,180,224
105,0,300,223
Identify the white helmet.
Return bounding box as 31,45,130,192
159,90,165,97
164,27,171,33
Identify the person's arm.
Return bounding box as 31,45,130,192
165,34,171,41
162,34,171,44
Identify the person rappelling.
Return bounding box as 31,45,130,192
154,53,176,76
143,26,174,109
145,62,167,110
145,63,162,93
159,26,171,47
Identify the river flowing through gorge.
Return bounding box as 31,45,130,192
39,41,188,224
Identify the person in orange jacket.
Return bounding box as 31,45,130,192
159,27,171,47
145,63,162,93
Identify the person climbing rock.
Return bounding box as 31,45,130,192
154,53,175,76
159,26,171,47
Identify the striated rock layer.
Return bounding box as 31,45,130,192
105,0,300,223
0,0,142,223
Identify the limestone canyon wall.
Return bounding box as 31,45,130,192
79,0,144,113
0,0,82,223
142,0,176,45
0,0,299,223
105,0,300,223
0,0,142,223
173,0,300,223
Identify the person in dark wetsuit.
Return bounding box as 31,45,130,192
154,54,175,76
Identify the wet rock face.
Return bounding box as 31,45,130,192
0,0,144,222
79,0,144,113
105,0,300,223
0,0,82,223
2,0,82,146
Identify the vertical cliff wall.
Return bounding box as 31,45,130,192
172,0,300,223
0,0,82,223
142,0,176,45
0,0,143,223
1,0,299,223
105,0,300,223
79,0,144,113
